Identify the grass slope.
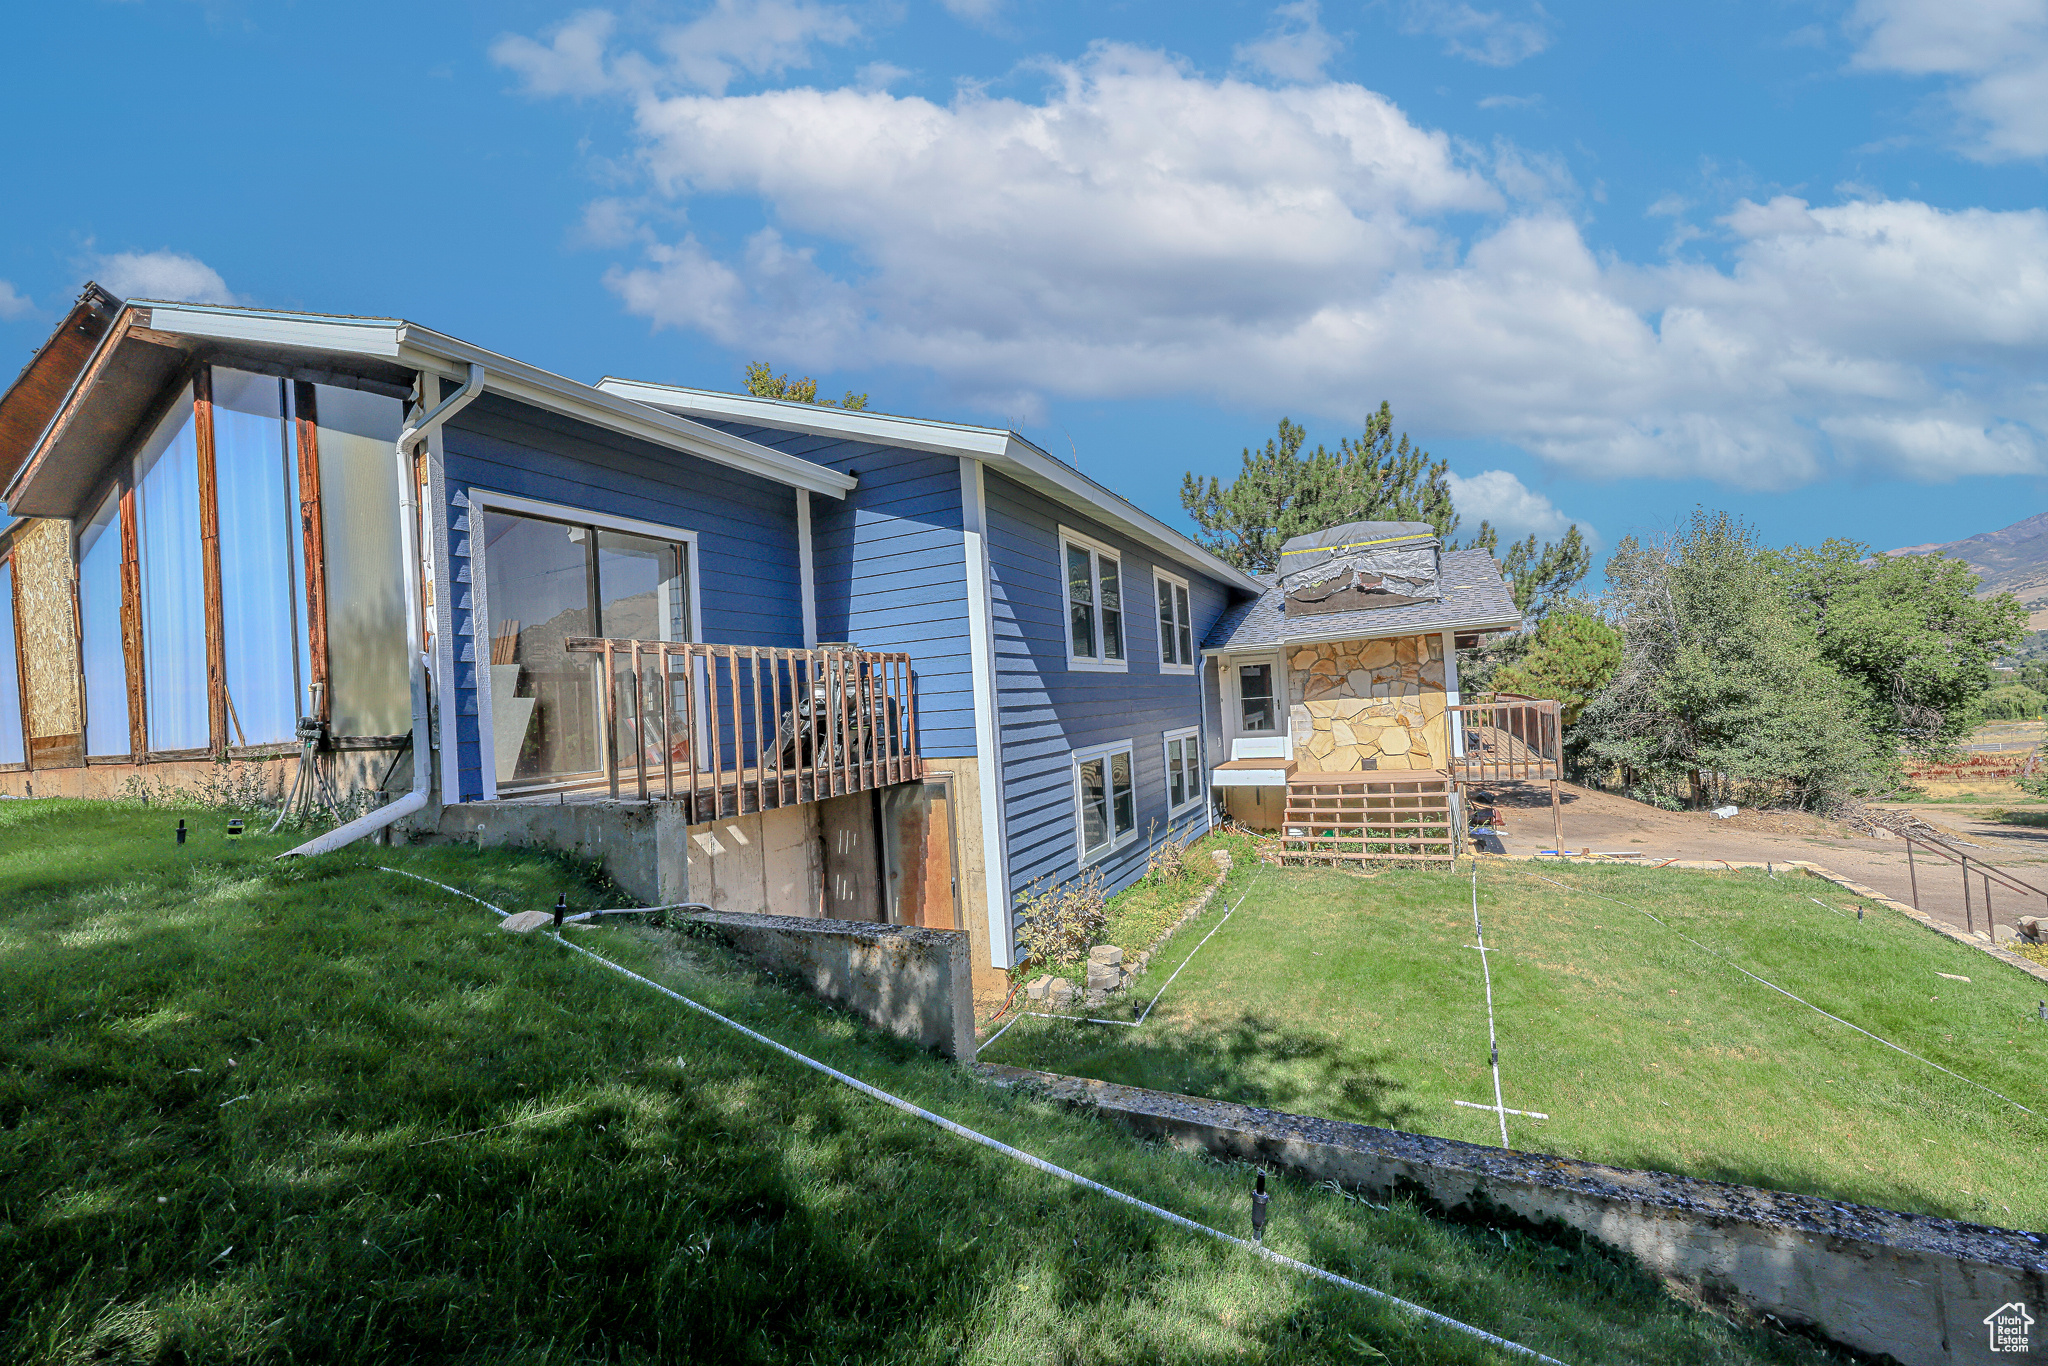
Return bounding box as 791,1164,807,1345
0,800,1847,1365
986,858,2048,1231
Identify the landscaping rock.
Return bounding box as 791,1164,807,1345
2020,916,2044,943
1088,945,1125,967
1025,975,1054,1002
1045,978,1076,1008
1083,989,1109,1009
1996,924,2019,945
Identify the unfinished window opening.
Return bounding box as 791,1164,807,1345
482,508,689,789
1062,528,1124,670
1075,740,1136,861
1164,727,1201,814
0,560,26,766
212,367,306,745
132,385,208,752
314,385,406,736
79,490,129,757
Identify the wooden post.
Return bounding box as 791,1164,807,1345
600,639,618,800
1962,855,1973,936
192,367,229,757
680,645,699,821
292,381,330,723
1550,777,1563,855
630,640,647,803
1906,838,1919,909
117,481,147,757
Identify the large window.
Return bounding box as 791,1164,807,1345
481,505,690,788
1074,741,1136,861
1164,727,1202,813
1155,571,1194,672
1062,528,1124,670
133,385,209,752
78,491,129,756
313,385,407,736
0,560,23,765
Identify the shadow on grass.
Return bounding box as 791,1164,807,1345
1001,1010,1423,1131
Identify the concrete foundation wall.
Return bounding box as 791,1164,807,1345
0,747,407,803
435,800,690,907
984,1066,2048,1366
686,805,824,918
688,909,976,1059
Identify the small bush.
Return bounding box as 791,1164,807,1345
1013,867,1108,967
1144,826,1190,884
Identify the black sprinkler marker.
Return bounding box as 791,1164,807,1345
553,894,567,929
1251,1172,1270,1244
175,819,187,846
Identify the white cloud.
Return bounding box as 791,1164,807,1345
0,281,31,320
1235,1,1341,84
94,251,236,305
939,0,1004,27
1398,0,1552,67
541,41,2048,491
856,61,912,90
492,0,859,98
1477,92,1542,110
1848,0,2048,160
1445,469,1580,542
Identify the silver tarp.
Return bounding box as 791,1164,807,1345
1278,521,1441,617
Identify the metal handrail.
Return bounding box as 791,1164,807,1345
562,638,921,819
1894,827,2048,938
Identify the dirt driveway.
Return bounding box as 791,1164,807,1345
1474,782,2048,943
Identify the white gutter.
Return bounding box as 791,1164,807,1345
280,363,485,857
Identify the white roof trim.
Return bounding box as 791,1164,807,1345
595,377,1265,593
1200,610,1524,656
137,304,857,500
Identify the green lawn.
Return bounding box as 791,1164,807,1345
0,800,1846,1365
984,857,2048,1231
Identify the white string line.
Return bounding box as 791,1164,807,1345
384,864,1570,1365
982,866,1268,1043
1470,861,1511,1148
1808,897,1851,919
1527,872,2036,1117
1455,1100,1549,1120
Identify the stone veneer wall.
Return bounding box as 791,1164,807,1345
1287,633,1449,772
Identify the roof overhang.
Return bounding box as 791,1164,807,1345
4,301,856,518
0,284,122,494
596,378,1265,594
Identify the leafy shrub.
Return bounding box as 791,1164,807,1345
1013,868,1108,967
1977,684,2046,721
1144,825,1190,883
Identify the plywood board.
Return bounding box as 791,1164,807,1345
12,517,81,741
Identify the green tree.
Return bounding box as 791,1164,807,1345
1489,611,1621,725
1577,511,1880,811
743,361,869,411
1771,540,2024,755
1178,404,1460,573
1466,523,1592,622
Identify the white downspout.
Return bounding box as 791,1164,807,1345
280,362,485,858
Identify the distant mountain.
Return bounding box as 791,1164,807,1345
1882,511,2048,610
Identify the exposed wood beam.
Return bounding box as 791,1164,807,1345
293,381,330,723
192,366,229,756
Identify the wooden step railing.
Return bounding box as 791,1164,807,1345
563,639,920,820
1450,697,1562,783
1280,770,1456,866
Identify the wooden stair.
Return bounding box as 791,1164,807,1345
1280,769,1456,866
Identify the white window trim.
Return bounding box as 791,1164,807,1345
1072,738,1139,865
1153,568,1195,675
467,487,704,801
1227,651,1285,746
1163,725,1203,815
1059,524,1128,673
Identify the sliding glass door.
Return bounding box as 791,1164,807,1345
482,509,688,789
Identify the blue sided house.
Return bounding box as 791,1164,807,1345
0,288,1522,1005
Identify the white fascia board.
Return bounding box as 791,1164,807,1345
131,304,855,501
595,376,1263,594
1198,611,1525,657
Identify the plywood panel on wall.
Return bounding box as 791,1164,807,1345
12,517,83,751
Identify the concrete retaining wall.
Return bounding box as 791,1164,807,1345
435,800,690,907
688,910,975,1060
982,1065,2048,1366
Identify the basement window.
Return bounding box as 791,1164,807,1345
1062,527,1125,671
1074,740,1136,861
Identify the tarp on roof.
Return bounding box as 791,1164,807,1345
1278,520,1440,617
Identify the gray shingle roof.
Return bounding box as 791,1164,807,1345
1202,548,1522,652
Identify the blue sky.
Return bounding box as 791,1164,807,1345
5,0,2047,570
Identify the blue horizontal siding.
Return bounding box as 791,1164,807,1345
440,394,807,800
698,420,976,758
983,469,1239,908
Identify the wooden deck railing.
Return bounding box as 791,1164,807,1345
1449,697,1562,783
563,639,921,821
